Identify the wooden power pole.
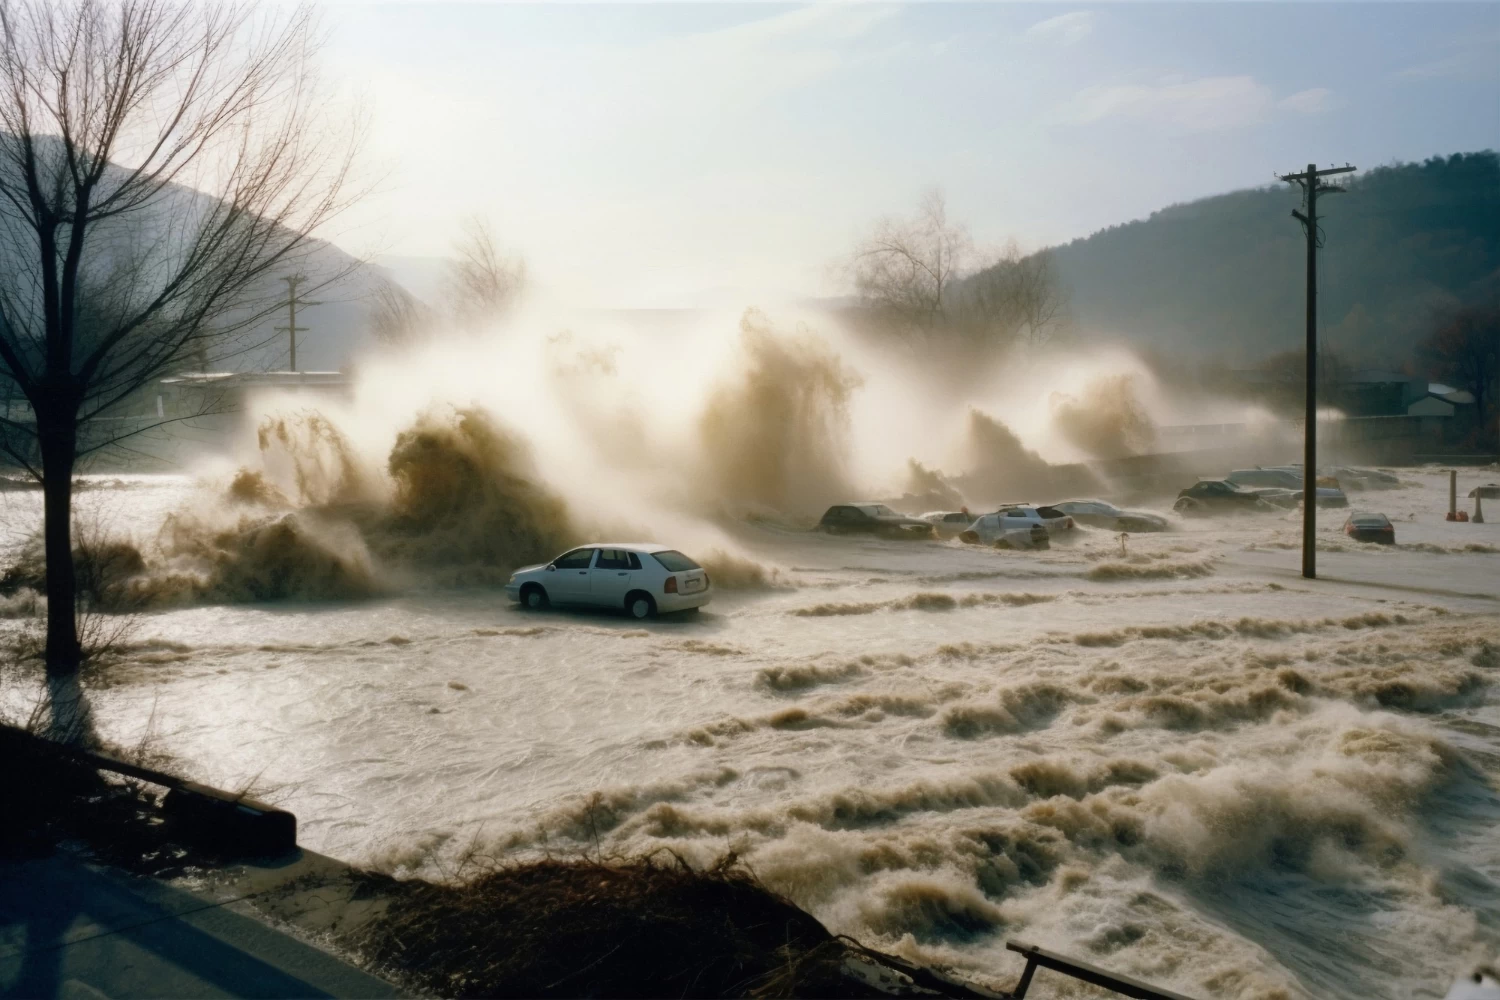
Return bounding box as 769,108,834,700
1277,162,1354,580
275,275,321,372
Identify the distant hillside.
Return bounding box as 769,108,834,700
1026,152,1500,366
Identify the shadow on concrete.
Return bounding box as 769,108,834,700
0,855,398,999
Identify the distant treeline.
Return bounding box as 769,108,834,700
981,151,1499,368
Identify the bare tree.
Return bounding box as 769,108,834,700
1010,249,1066,349
368,276,432,347
950,244,1068,352
850,190,971,346
447,217,525,329
1421,301,1499,447
0,0,361,683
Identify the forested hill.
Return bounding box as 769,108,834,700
1042,152,1499,366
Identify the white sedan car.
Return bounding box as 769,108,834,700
960,504,1075,544
505,543,712,619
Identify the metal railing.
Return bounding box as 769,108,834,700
1005,941,1196,999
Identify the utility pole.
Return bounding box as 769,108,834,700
275,275,321,372
1278,162,1354,580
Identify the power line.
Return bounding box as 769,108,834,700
1277,161,1355,581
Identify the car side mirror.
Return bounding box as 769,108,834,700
546,564,556,572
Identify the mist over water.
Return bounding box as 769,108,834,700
1,309,1496,1000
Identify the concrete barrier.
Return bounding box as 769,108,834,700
0,723,297,857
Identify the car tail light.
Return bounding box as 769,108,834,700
664,576,678,594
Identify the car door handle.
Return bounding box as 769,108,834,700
617,572,627,576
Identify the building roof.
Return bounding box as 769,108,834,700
1428,383,1476,404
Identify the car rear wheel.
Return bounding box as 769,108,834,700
521,584,549,610
1174,497,1203,514
626,592,657,620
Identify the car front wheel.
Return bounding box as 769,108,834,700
522,584,549,610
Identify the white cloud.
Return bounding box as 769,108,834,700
1026,10,1094,46
1061,75,1273,130
1278,88,1342,114
1397,30,1500,80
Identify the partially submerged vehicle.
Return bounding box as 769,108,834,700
1344,511,1396,544
920,510,978,539
1174,479,1297,514
1227,468,1349,507
506,544,712,618
1048,499,1169,532
960,515,1050,549
818,504,935,539
1326,465,1401,490
959,505,1073,548
1469,483,1500,499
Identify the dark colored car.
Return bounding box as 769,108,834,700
1344,512,1395,544
1174,479,1297,514
818,503,935,539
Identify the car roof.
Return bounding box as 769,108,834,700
573,542,672,553
1347,512,1390,522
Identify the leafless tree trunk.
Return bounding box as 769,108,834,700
0,0,362,685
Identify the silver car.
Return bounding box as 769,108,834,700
505,543,712,619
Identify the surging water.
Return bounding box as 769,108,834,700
0,311,1495,1000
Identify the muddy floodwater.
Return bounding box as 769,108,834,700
3,469,1497,999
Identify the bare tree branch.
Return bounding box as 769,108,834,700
848,190,971,349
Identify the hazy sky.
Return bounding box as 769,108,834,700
319,2,1500,308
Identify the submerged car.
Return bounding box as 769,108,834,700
1175,479,1297,514
959,515,1050,549
1227,468,1349,507
1344,512,1395,544
506,544,712,618
959,505,1073,546
1325,466,1401,490
1048,499,1169,532
920,510,978,539
818,503,935,539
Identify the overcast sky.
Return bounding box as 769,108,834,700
318,2,1500,308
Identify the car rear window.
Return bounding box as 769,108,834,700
651,550,701,572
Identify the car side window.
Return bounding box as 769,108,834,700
554,548,596,570
596,549,630,570
627,552,642,570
